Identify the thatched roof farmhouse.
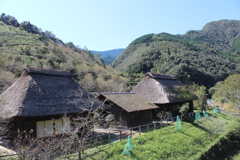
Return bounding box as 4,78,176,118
97,92,158,128
0,67,101,138
131,72,197,117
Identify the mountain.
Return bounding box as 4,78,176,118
183,19,240,53
111,20,240,88
91,48,124,65
0,13,128,93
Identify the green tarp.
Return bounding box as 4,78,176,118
123,136,133,155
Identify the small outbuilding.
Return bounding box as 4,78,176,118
0,67,101,138
97,92,159,128
131,72,198,118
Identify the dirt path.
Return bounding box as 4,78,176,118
0,145,16,156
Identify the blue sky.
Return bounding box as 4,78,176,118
1,0,240,51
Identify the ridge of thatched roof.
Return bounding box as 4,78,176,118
98,92,158,112
145,72,176,80
22,67,72,77
131,72,198,104
0,68,101,118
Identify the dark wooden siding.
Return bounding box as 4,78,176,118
127,110,152,127
105,101,154,128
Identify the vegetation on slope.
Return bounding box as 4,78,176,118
112,31,240,88
66,113,240,160
0,13,128,93
184,19,240,53
210,74,240,112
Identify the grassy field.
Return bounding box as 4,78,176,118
60,113,240,160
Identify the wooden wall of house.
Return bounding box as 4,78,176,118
119,109,128,127
127,110,153,127
9,115,67,139
9,117,37,139
107,102,153,127
107,103,128,126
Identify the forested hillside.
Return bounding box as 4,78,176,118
111,20,240,88
0,13,128,93
210,74,240,111
91,48,124,65
184,20,240,53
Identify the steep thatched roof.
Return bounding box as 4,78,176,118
0,67,101,118
98,92,158,112
131,72,198,104
22,67,72,77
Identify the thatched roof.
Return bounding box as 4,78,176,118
131,72,198,104
98,92,158,112
0,67,101,118
22,67,72,77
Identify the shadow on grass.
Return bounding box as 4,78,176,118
223,148,240,160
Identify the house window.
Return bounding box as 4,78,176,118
36,117,70,138
37,120,53,138
55,117,71,134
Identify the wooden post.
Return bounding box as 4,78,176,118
78,150,81,160
154,123,156,130
139,125,141,135
147,123,149,131
120,130,122,140
22,151,25,160
108,132,111,143
130,128,132,138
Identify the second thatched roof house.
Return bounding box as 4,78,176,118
0,67,102,138
131,72,197,118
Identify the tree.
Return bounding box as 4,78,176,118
65,42,75,48
43,30,56,40
0,13,6,21
94,53,101,60
199,86,207,111
179,103,189,118
157,111,169,120
234,88,240,111
211,74,240,111
167,47,170,55
7,16,19,27
20,21,39,34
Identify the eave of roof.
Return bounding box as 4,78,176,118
24,67,72,77
146,72,176,80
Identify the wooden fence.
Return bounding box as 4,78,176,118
79,116,182,159
0,116,183,160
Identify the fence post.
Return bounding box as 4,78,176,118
130,128,132,138
154,123,156,130
22,151,25,160
147,123,149,131
139,125,141,135
108,132,111,143
119,130,122,140
78,150,81,160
